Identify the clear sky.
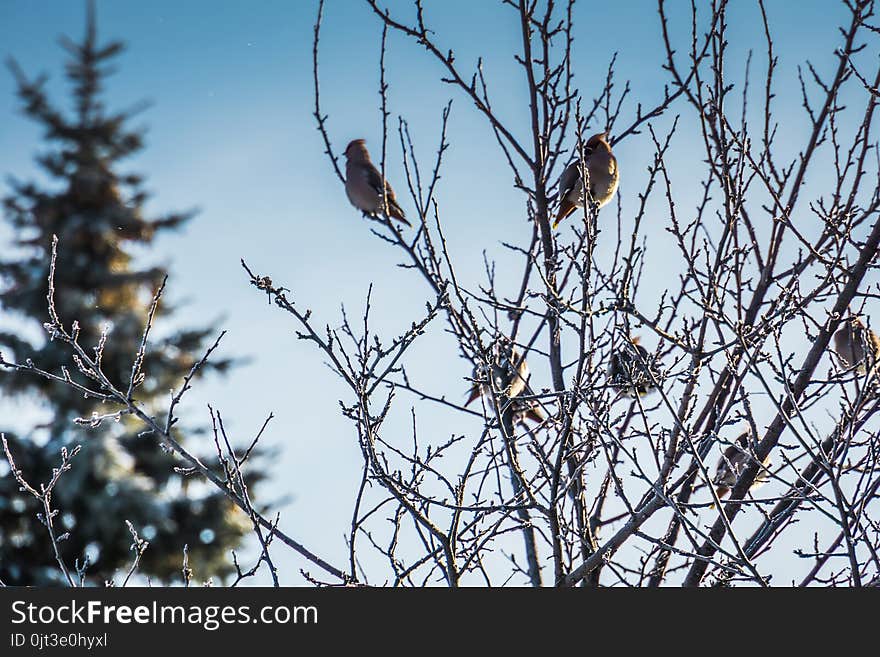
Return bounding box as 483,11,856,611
0,0,872,585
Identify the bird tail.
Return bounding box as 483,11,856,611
524,406,545,424
388,200,411,226
552,202,575,229
464,386,481,407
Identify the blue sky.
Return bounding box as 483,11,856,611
0,1,873,585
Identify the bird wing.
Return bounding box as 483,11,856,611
364,165,388,196
364,164,409,223
713,446,740,486
551,162,583,228
833,325,856,367
557,161,580,198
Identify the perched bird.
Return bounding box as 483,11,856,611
466,338,531,407
832,316,880,374
553,132,620,229
607,336,661,397
343,139,411,226
711,430,771,508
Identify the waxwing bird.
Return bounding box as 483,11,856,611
711,429,771,508
607,336,662,397
832,316,880,374
465,337,531,407
344,139,411,226
553,132,619,229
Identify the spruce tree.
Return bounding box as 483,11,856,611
0,5,259,585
